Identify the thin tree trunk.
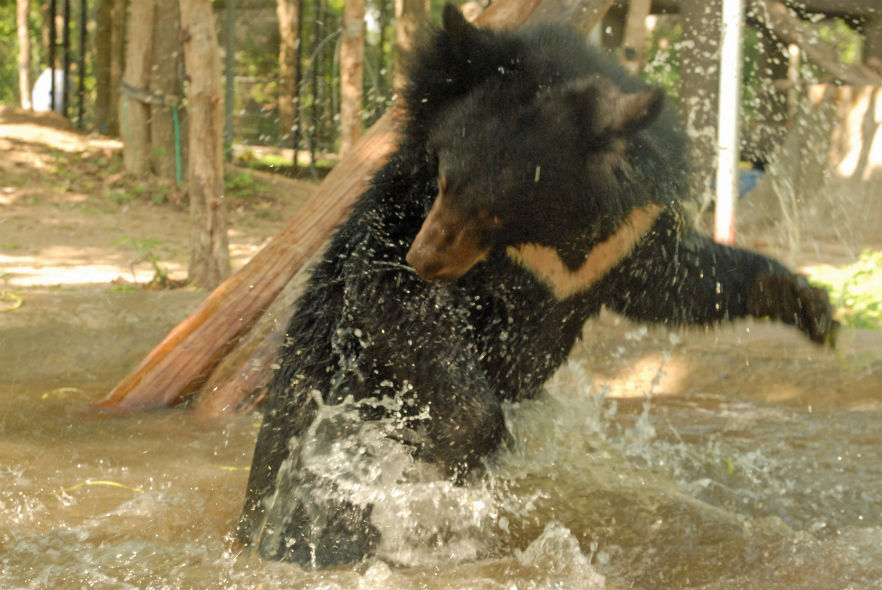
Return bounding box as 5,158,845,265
180,0,231,289
678,0,721,210
149,0,182,181
110,0,127,135
371,0,390,120
393,0,426,89
339,0,364,155
94,0,112,131
621,0,650,75
120,0,156,175
96,0,126,135
17,0,32,110
306,0,325,173
277,0,301,147
293,0,304,163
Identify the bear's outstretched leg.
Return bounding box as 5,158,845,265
602,211,837,344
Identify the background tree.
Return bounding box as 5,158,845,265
180,0,231,289
277,0,303,154
119,0,155,175
16,0,32,109
340,0,365,155
393,0,426,89
94,0,126,135
276,0,303,157
149,0,183,181
119,0,183,181
678,0,722,210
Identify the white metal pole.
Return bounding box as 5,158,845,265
714,0,744,245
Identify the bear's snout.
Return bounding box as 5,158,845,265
407,196,490,281
407,224,482,281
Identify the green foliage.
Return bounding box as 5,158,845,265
0,1,16,104
238,150,291,170
0,0,42,105
642,17,683,103
109,191,134,205
225,169,264,196
1,0,91,124
112,236,172,288
807,251,882,330
816,18,862,65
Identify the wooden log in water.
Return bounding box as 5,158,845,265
96,119,397,410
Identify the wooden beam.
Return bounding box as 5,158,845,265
622,0,652,75
751,0,882,86
651,0,881,18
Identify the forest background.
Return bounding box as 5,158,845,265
1,0,880,330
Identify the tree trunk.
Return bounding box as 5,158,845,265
370,0,391,123
393,0,426,89
180,0,231,289
98,120,398,412
95,0,127,136
621,0,650,75
17,0,32,110
277,0,301,148
120,0,156,175
111,0,127,135
339,0,365,155
862,15,880,69
149,0,183,181
94,0,113,132
678,0,721,210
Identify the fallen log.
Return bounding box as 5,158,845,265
98,0,617,413
96,120,398,410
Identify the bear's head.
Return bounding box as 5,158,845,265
405,6,666,282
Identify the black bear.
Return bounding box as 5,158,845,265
237,4,836,567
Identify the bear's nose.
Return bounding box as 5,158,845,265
406,246,444,281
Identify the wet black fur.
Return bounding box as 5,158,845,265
237,5,835,567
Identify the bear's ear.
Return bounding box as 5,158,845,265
604,85,666,135
442,2,472,35
439,3,483,55
546,79,665,137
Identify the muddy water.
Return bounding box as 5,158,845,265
1,292,880,589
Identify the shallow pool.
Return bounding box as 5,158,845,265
2,339,879,589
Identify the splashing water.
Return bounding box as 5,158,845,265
1,343,879,589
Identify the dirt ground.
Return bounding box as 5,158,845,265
0,106,879,412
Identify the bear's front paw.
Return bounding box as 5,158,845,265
747,274,839,346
